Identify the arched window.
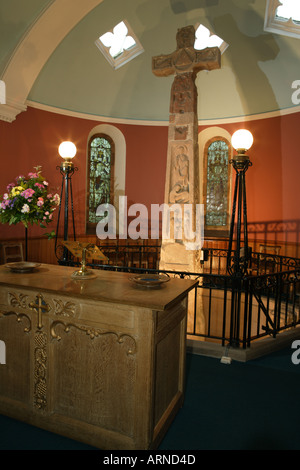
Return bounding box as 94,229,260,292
86,134,115,234
199,128,232,237
204,138,231,229
85,124,126,236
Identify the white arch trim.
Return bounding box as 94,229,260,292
27,99,300,127
0,0,104,123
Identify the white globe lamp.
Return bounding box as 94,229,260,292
231,129,253,152
59,141,77,171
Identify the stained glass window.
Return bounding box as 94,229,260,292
86,134,114,233
205,139,230,227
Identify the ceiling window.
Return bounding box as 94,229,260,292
264,0,300,38
95,20,144,69
276,0,300,23
194,24,228,54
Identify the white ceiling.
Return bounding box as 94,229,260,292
1,0,300,123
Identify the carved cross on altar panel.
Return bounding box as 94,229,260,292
29,294,51,330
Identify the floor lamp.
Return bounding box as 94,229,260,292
55,141,77,263
227,129,254,346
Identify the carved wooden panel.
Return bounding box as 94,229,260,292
0,265,196,449
0,312,31,404
51,324,136,436
154,322,181,425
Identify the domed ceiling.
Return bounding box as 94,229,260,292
1,0,300,123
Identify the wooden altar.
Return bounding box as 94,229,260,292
0,264,197,450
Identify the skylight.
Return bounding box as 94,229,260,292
194,24,228,54
95,20,144,69
276,0,300,23
264,0,300,38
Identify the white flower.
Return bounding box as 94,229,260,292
52,193,60,206
21,204,30,213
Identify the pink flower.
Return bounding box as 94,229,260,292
28,172,39,179
21,188,35,199
7,183,15,191
35,183,44,189
37,197,44,207
45,211,49,216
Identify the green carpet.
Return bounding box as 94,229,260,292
1,347,299,451
160,347,300,450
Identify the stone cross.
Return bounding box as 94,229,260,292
152,25,221,273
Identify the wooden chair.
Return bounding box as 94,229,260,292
1,242,24,264
259,244,281,257
258,244,281,273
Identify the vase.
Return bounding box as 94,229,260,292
25,226,28,261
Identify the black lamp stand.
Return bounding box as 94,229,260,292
55,160,77,263
227,149,252,346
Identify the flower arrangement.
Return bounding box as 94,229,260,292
0,166,60,236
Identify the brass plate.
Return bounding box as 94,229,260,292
5,262,41,273
130,273,170,288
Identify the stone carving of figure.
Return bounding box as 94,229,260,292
169,145,190,203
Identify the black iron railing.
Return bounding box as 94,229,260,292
64,247,300,349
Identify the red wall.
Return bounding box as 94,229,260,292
0,106,168,239
199,115,286,223
0,106,299,242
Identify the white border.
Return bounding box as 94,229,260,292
26,99,300,127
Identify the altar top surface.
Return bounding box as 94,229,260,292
0,264,198,311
